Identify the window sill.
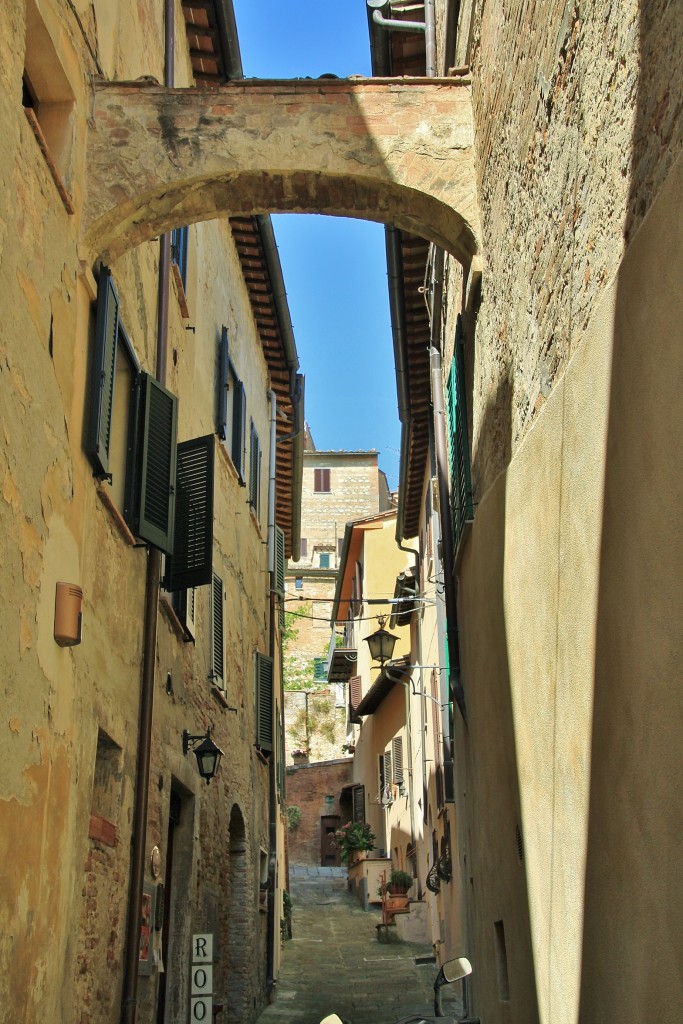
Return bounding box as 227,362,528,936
97,484,137,547
24,107,74,215
212,685,234,710
248,503,263,538
171,263,190,319
159,592,194,643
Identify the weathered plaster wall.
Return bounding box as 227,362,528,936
1,3,281,1022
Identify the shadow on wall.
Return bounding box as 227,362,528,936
580,3,683,1021
458,371,540,1023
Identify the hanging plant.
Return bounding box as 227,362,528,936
287,805,302,830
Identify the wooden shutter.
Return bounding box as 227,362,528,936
384,749,392,793
172,586,196,641
349,675,362,724
249,420,260,510
275,525,285,628
217,326,229,440
210,572,224,688
255,652,274,752
352,784,365,823
314,467,330,492
392,736,404,785
87,266,119,477
232,380,246,481
165,434,214,591
126,373,178,554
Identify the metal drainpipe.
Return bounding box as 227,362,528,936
120,5,173,1022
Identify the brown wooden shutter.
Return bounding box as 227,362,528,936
314,467,330,492
87,266,119,478
349,675,362,724
352,784,365,823
392,736,404,785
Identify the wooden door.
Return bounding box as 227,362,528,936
321,815,341,866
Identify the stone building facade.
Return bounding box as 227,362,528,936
0,3,300,1023
283,439,393,764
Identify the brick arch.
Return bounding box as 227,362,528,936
84,78,481,266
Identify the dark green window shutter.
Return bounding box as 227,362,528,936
232,380,246,481
210,572,225,688
217,326,229,440
446,315,474,550
255,651,274,752
249,420,260,510
392,736,404,785
87,267,119,477
275,525,286,628
165,434,215,591
352,784,365,823
125,373,178,553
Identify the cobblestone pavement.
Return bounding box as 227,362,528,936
256,866,462,1024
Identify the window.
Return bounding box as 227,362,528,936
255,652,274,753
172,586,196,642
314,467,330,493
295,577,303,590
391,737,404,786
217,326,247,483
300,538,308,558
249,419,261,515
352,784,365,823
171,226,189,293
337,537,344,558
89,728,122,847
22,0,75,212
335,682,346,708
319,552,330,569
86,267,179,554
210,572,225,690
313,657,327,681
349,675,362,725
446,314,474,550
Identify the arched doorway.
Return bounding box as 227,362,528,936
226,804,249,1024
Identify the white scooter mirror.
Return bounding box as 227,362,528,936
320,1015,345,1024
440,957,472,984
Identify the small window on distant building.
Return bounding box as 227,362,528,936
314,468,331,493
319,552,330,569
313,657,326,681
337,537,344,558
300,538,308,557
295,577,303,590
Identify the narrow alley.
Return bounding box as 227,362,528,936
255,867,461,1024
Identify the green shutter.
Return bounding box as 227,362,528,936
446,315,474,550
255,652,274,752
232,380,246,481
392,736,404,785
126,373,178,553
249,420,260,510
210,572,225,688
165,434,215,591
87,267,119,477
217,326,229,440
275,525,286,628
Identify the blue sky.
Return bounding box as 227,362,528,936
232,1,401,490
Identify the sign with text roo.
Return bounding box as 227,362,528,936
191,934,213,1021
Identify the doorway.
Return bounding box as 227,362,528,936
321,815,341,866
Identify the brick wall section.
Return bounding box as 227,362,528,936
461,0,683,496
286,760,353,866
85,79,480,264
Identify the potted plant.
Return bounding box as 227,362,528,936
333,820,376,863
291,748,309,763
386,869,414,895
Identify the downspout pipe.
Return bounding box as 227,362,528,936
266,389,278,990
368,0,426,34
120,4,173,1023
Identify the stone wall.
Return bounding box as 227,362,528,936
285,759,353,867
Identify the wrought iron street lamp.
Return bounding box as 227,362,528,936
182,727,224,784
364,615,398,666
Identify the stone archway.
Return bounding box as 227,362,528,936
83,77,481,266
226,804,249,1024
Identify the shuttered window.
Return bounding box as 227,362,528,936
232,380,247,482
352,784,365,823
249,420,261,513
124,373,178,554
314,467,330,493
275,525,286,629
171,226,189,291
392,736,404,785
300,538,308,558
255,652,274,753
217,325,230,442
210,572,225,689
446,314,474,550
165,434,214,591
87,267,119,478
349,675,362,724
172,585,196,642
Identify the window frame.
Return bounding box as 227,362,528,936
313,467,331,493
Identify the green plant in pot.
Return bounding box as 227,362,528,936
386,869,414,895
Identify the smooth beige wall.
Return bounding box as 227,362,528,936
456,152,683,1024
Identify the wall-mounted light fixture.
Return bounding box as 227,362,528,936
182,728,224,785
54,582,83,646
364,615,398,665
